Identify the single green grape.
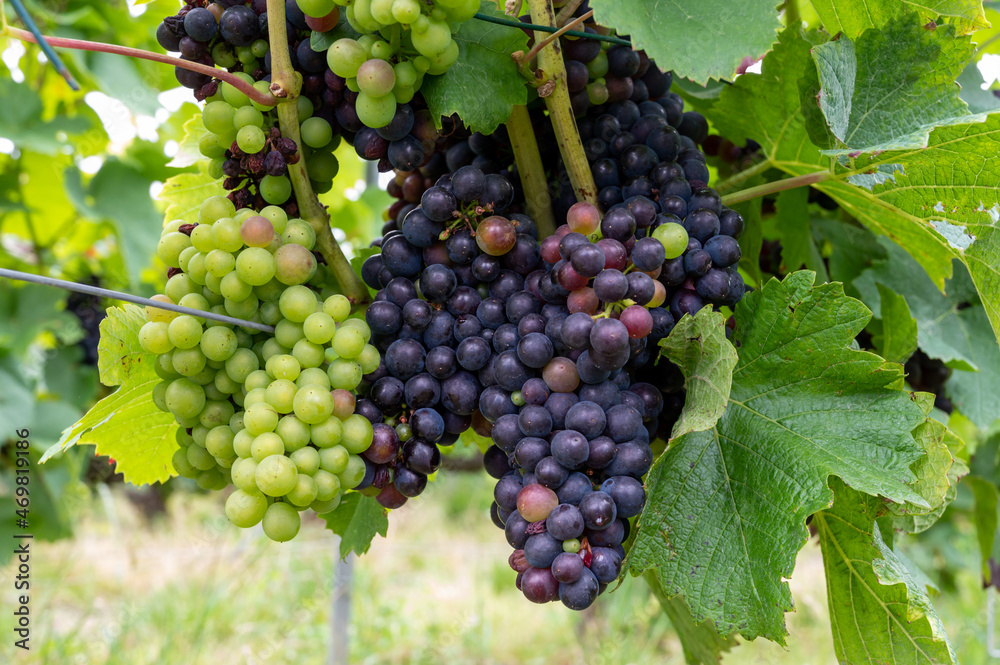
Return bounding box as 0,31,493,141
298,0,337,18
292,339,326,369
256,455,298,497
652,222,689,260
279,285,319,323
265,378,298,414
267,354,301,382
168,315,203,350
199,195,236,225
251,432,285,461
234,105,264,129
237,125,267,154
281,220,317,250
201,326,238,362
231,457,260,493
355,91,396,129
274,319,306,349
260,205,289,233
259,175,292,205
235,247,277,286
296,367,332,390
203,101,236,135
276,415,311,452
300,117,333,149
311,416,344,449
139,321,173,354
327,38,367,78
285,474,319,507
332,326,366,359
262,501,300,541
357,344,380,374
187,445,217,472
225,489,268,528
157,232,191,267
293,386,334,424
205,426,237,461
341,414,374,454
165,378,206,420
244,401,280,435
303,312,337,344
318,444,349,473
337,454,367,490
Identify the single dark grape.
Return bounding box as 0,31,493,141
440,370,481,415
534,456,569,489
477,298,507,330
421,186,458,223
704,235,741,267
559,568,599,610
420,264,458,302
631,236,666,271
219,5,258,46
718,209,745,238
183,8,218,42
593,270,628,303
551,429,590,468
366,300,403,335
518,404,553,438
565,401,607,440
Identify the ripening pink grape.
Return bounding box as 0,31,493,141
554,224,572,239
567,201,601,235
597,238,627,271
567,287,599,314
540,236,561,264
543,357,580,393
620,305,654,339
241,216,276,248
305,7,339,31
557,262,590,291
331,389,356,420
517,483,559,522
649,280,667,308
476,216,517,256
274,243,317,285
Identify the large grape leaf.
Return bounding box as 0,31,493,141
644,571,737,665
813,15,979,156
41,306,178,486
815,479,957,664
943,306,1000,429
657,308,737,439
810,0,988,38
773,187,827,278
627,272,927,642
588,0,782,85
711,27,1000,352
871,284,918,364
321,492,389,559
420,2,528,134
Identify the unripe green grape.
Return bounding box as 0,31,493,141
357,58,396,97
251,432,285,461
237,125,267,154
172,447,199,478
234,105,264,129
199,195,237,225
225,489,268,528
293,386,334,424
234,429,255,458
256,455,298,497
230,411,245,433
318,444,349,472
313,469,341,502
210,218,243,252
296,95,315,123
147,295,178,325
235,208,257,223
298,0,337,17
221,72,255,107
245,402,280,435
198,469,230,491
206,426,237,460
223,348,258,384
341,318,371,339
303,312,336,344
274,243,318,286
267,354,302,381
262,501,300,541
236,44,256,65
327,38,367,78
286,474,319,507
251,38,269,58
187,444,217,472
231,457,260,492
288,447,320,476
425,39,458,75
652,222,689,260
188,365,217,386
152,381,170,412
358,344,380,374
139,321,173,354
167,315,203,350
356,92,396,128
337,454,367,489
260,206,288,234
191,425,210,447
311,413,344,448
328,359,362,390
220,272,252,302
178,246,199,274
204,249,235,279
292,339,324,369
224,294,259,320
371,40,395,61
157,352,178,377
254,279,286,303
308,150,341,182
297,367,332,390
277,415,311,452
345,76,360,93
311,495,342,514
266,378,298,414
392,85,414,104
282,220,317,250
166,273,198,303
244,387,269,409
235,247,276,286
176,294,209,320
278,285,319,323
260,301,282,326
439,0,477,22
214,370,240,396
186,253,209,285
200,400,235,429
341,414,374,454
393,61,418,90
274,319,306,348
392,0,420,23
203,101,236,135
369,0,394,23
323,294,351,322
396,422,412,442
260,175,292,205
208,158,226,182
412,55,430,73
211,41,237,68
199,133,227,159
157,232,191,267
411,18,451,56
332,326,366,359
300,117,333,150
352,0,382,33
200,326,237,362
587,80,609,105
586,50,609,78
250,80,276,112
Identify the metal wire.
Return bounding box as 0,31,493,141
473,12,631,46
8,0,80,90
0,268,276,333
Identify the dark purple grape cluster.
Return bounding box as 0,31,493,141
355,169,538,507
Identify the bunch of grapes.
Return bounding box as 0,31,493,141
139,195,381,542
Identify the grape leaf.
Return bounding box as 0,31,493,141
711,27,1000,351
0,78,93,155
588,0,782,85
810,0,988,38
773,187,826,278
944,306,1000,430
733,197,764,287
166,112,211,169
160,168,220,225
41,306,179,486
627,271,927,642
965,473,999,583
815,478,957,664
657,308,737,440
871,283,918,364
321,492,389,559
812,15,978,156
811,219,888,290
644,571,737,665
420,2,528,134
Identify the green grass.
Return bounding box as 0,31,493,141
0,471,990,664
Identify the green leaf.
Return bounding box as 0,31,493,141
0,79,93,155
713,27,1000,351
813,219,889,288
644,571,737,665
0,282,76,357
657,308,737,439
628,272,927,642
810,0,988,38
733,197,764,286
166,112,211,169
944,306,1000,429
872,283,918,364
321,492,389,559
160,169,220,225
964,474,998,583
815,478,957,664
42,306,179,486
773,186,827,278
813,15,977,156
589,0,782,85
420,2,528,134
88,51,161,116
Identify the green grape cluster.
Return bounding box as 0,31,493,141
318,0,479,128
141,195,379,542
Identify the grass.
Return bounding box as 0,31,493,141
0,470,991,664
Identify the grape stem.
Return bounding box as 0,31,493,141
721,170,832,206
523,10,593,63
265,0,371,305
2,26,278,106
505,105,556,238
527,0,598,206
